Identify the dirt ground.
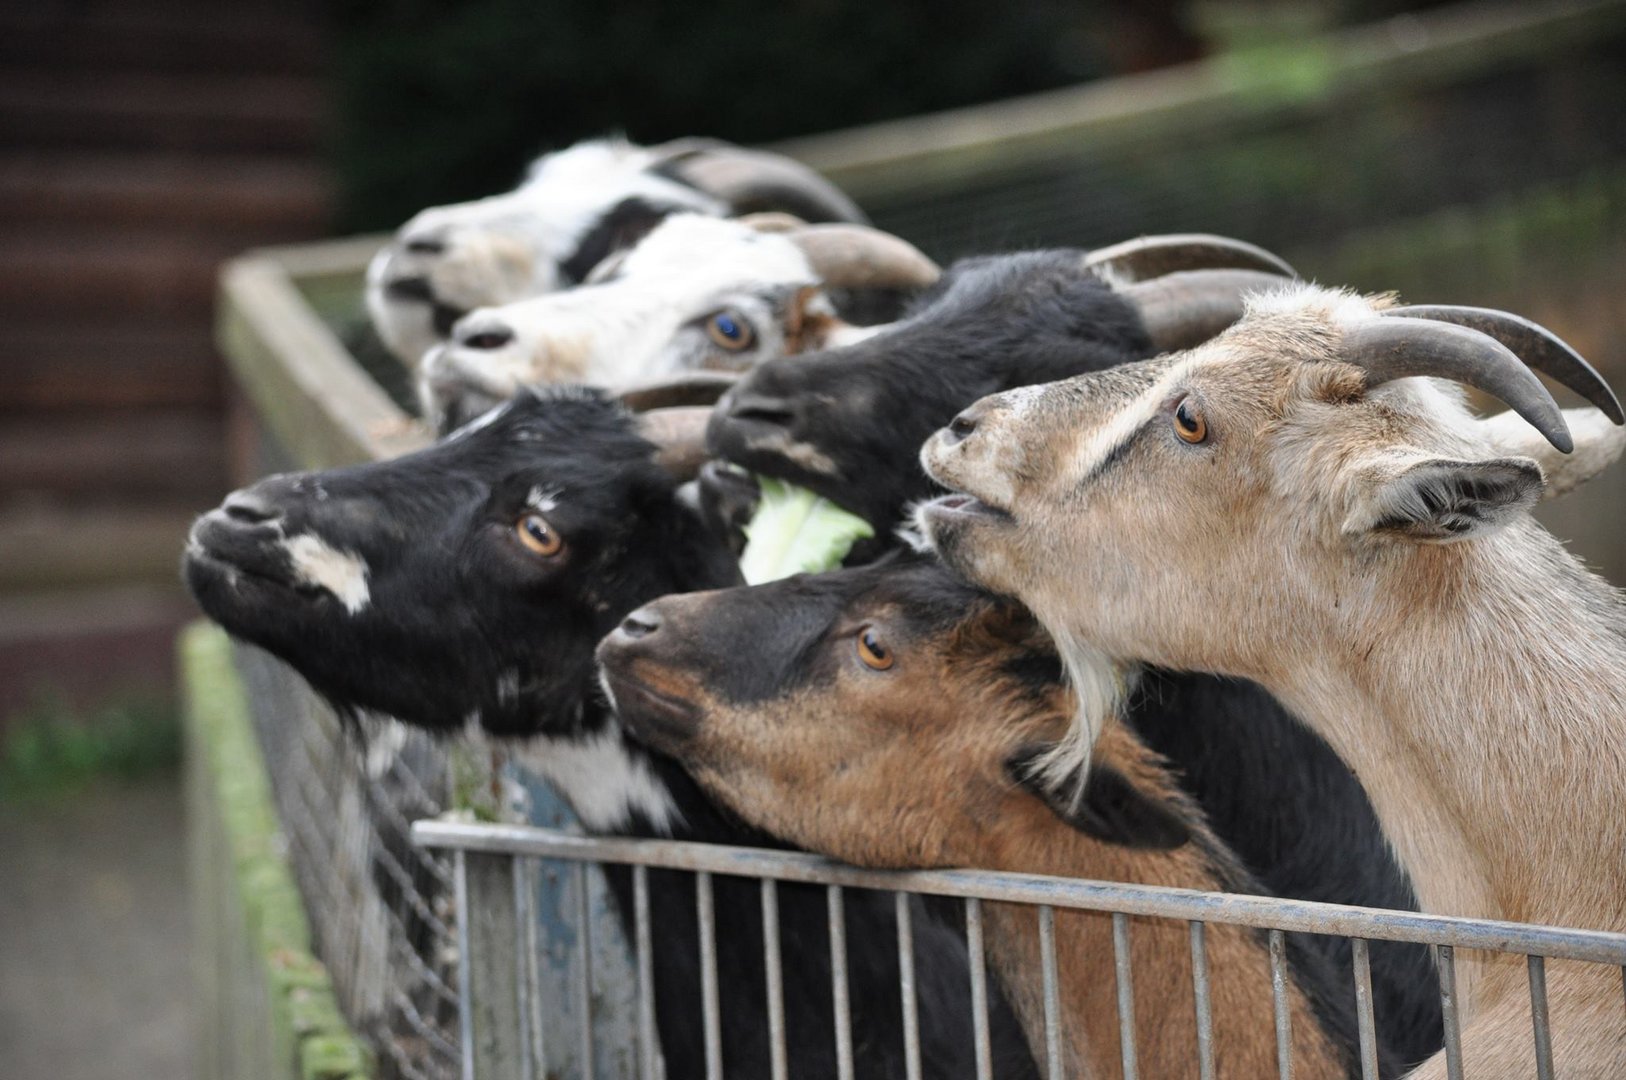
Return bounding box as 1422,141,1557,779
0,775,194,1080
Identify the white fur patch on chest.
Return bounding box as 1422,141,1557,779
283,533,372,614
512,728,682,835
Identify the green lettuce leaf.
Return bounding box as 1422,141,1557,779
739,476,875,584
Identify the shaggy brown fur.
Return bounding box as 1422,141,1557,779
600,569,1353,1078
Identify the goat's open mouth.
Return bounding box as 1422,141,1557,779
922,493,1014,525
384,276,435,303
383,277,466,335
603,669,702,748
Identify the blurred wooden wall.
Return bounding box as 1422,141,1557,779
0,0,331,720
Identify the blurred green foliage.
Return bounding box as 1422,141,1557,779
328,0,1109,230
0,693,180,801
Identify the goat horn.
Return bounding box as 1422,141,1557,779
735,211,807,234
647,138,869,225
1388,305,1623,425
1343,317,1573,453
635,406,712,480
1084,233,1297,283
789,224,941,291
1120,269,1286,352
616,371,741,412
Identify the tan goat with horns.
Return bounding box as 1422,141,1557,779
917,284,1626,1077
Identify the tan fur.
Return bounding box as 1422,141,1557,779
620,597,1347,1078
918,283,1626,1076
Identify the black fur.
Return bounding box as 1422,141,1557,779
184,388,1038,1080
559,196,691,286
705,250,1155,552
1004,747,1192,851
1127,671,1444,1071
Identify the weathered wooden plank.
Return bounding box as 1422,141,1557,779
216,251,427,470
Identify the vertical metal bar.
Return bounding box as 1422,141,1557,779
762,880,789,1080
1112,912,1139,1080
894,892,922,1080
828,884,855,1080
696,872,723,1080
458,852,528,1079
455,851,475,1080
1189,921,1214,1080
965,898,994,1080
1438,945,1464,1080
1351,938,1379,1080
512,857,539,1080
1039,905,1064,1080
573,863,596,1080
1528,954,1555,1080
634,866,657,1080
1269,930,1292,1080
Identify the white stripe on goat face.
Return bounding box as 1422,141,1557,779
1057,360,1192,491
282,534,371,615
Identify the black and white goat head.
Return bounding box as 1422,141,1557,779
366,137,866,367
421,212,938,432
184,387,731,761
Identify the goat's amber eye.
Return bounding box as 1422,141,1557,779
856,627,894,670
706,312,755,351
1173,397,1207,444
516,513,563,556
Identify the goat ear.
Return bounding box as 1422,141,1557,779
1005,747,1191,850
1479,406,1626,500
1345,456,1543,542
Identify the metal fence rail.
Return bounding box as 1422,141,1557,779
416,820,1626,1080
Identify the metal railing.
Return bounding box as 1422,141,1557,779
415,820,1626,1080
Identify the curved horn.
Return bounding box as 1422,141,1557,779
648,138,868,225
1389,305,1623,425
788,224,941,291
636,406,712,479
1120,269,1286,352
616,371,740,412
1343,317,1572,453
1084,233,1297,283
735,211,807,234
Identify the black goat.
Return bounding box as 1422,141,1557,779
704,238,1289,553
184,387,1038,1080
703,243,1445,1068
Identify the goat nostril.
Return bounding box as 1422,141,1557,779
404,237,445,255
947,413,979,443
222,491,281,525
619,609,662,639
727,395,794,428
461,327,514,350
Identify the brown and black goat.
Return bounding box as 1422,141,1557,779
599,559,1374,1079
